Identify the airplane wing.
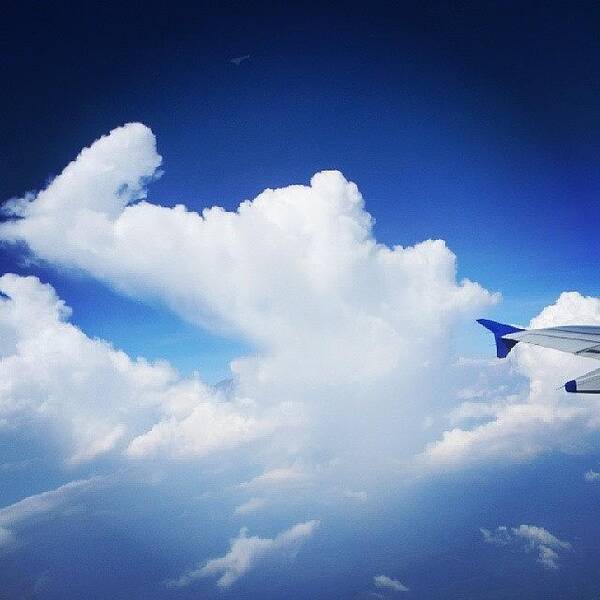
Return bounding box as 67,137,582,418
477,319,600,393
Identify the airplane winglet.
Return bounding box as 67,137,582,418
477,319,525,358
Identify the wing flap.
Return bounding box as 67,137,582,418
565,367,600,393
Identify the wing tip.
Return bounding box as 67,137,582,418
477,319,524,359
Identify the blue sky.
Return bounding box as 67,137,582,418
2,2,600,598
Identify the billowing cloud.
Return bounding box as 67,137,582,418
584,469,600,482
481,524,571,569
0,124,494,351
168,520,319,588
0,123,497,483
0,477,102,550
373,574,409,592
5,122,600,483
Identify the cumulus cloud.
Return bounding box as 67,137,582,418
419,291,600,471
168,520,319,588
0,477,102,550
584,469,600,482
0,273,274,464
6,121,600,482
0,123,497,483
481,524,571,569
0,124,494,350
373,574,409,592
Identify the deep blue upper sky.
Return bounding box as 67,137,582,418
4,1,600,289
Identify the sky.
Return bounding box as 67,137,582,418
2,2,600,598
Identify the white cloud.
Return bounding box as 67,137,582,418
0,273,274,464
0,123,497,482
1,125,494,355
168,520,319,588
584,469,600,482
512,524,571,550
373,574,409,592
233,497,267,516
481,524,571,569
0,477,101,549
